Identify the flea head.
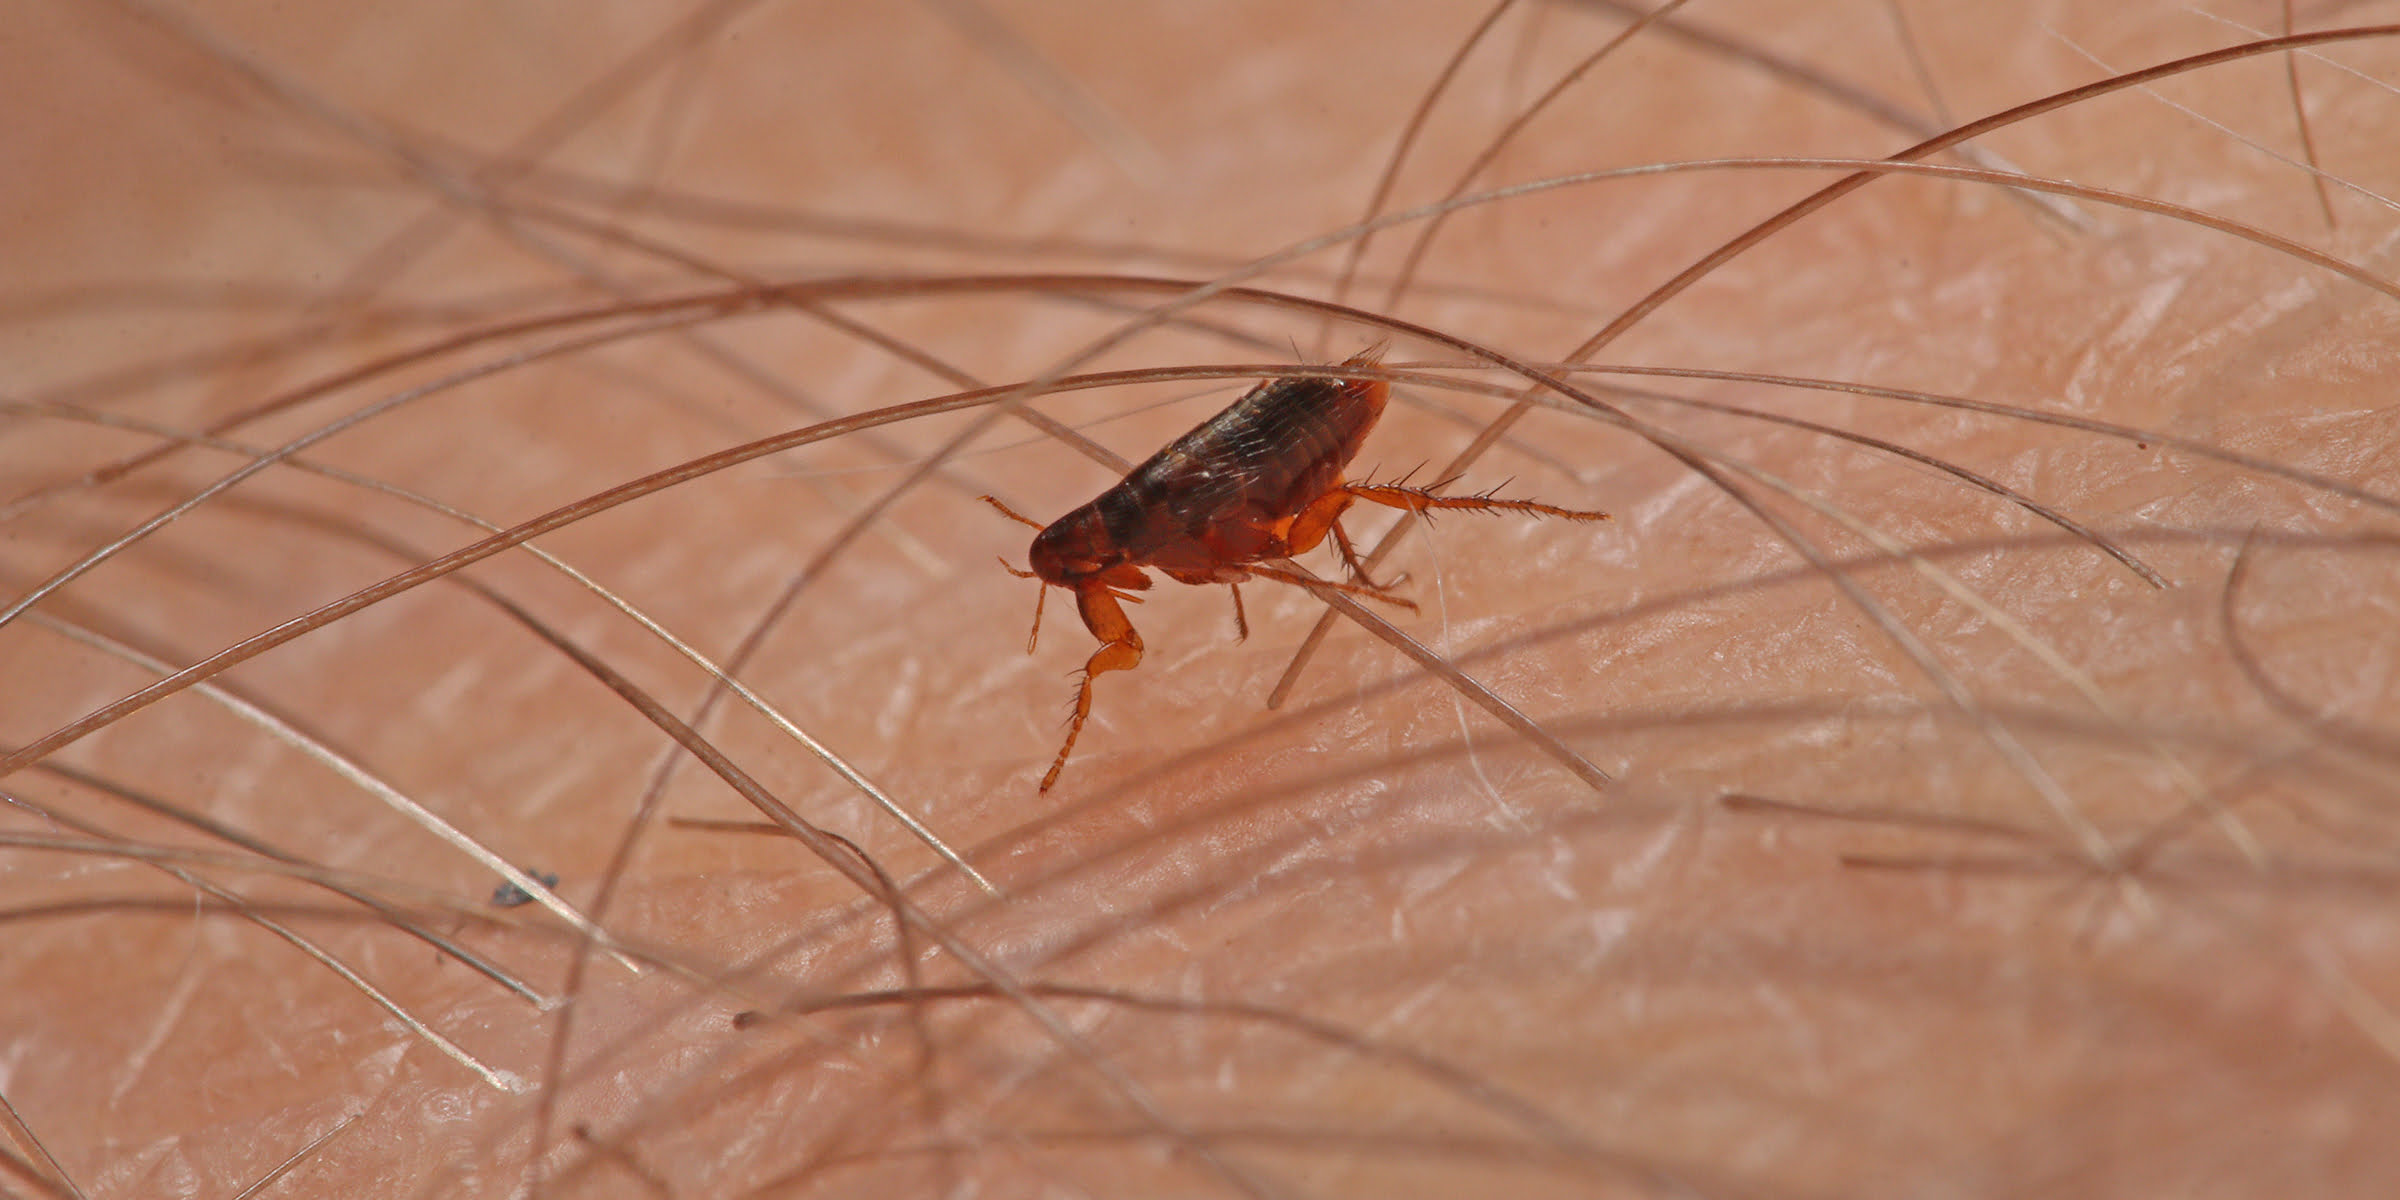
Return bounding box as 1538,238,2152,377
1027,508,1119,584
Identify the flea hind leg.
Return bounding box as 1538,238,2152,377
1243,564,1417,613
1277,488,1412,607
1045,584,1146,792
1344,482,1611,523
1326,517,1394,590
1282,485,1354,558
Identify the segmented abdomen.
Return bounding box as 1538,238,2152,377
1102,368,1386,559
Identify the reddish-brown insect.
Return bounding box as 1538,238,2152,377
984,349,1610,791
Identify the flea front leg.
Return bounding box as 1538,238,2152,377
1045,581,1146,792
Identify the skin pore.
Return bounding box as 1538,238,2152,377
6,1,2400,1196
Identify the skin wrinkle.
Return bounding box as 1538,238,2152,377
5,2,2400,1197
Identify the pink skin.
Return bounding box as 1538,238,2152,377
7,3,2400,1197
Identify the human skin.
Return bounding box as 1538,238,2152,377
5,1,2400,1197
